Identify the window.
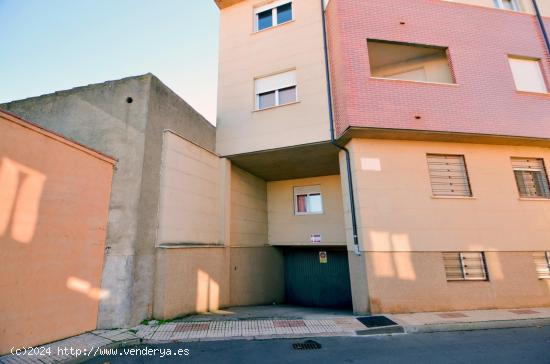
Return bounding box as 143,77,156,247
255,70,297,110
443,252,488,281
511,158,550,199
533,252,550,279
255,1,293,32
493,0,521,11
427,154,472,197
367,39,455,84
294,185,323,215
508,56,548,93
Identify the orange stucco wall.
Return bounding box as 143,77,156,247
0,111,114,354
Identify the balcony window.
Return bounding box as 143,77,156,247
367,39,455,84
493,0,521,11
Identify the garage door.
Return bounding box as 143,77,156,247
284,248,352,308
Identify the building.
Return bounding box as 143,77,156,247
214,0,550,313
2,1,550,343
0,109,115,353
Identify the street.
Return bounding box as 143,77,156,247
85,326,550,363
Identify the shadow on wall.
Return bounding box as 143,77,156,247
0,157,46,243
0,154,110,354
196,269,220,312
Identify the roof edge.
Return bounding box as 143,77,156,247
0,108,117,165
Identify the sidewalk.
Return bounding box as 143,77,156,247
1,306,549,364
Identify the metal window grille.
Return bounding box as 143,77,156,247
443,252,488,281
427,154,472,197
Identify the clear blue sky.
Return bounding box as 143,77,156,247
0,0,220,123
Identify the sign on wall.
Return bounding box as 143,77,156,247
310,234,321,243
319,251,327,264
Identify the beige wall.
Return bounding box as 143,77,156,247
346,138,550,252
216,0,330,155
267,175,346,245
0,111,114,354
365,251,550,313
443,0,550,16
153,247,230,319
230,165,268,247
157,131,223,245
153,161,284,319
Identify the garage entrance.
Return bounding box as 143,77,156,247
283,247,352,309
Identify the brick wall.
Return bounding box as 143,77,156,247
326,0,550,138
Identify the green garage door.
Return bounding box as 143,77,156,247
284,248,352,308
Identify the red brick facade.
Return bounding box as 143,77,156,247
326,0,550,139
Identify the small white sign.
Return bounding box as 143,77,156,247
310,234,321,243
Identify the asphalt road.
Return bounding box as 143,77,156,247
85,326,550,364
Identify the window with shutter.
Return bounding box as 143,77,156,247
255,70,297,110
443,252,488,281
511,158,550,199
427,154,472,197
294,185,323,215
533,252,550,279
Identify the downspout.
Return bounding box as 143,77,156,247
320,0,360,256
532,0,550,54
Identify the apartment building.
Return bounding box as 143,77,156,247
215,0,550,313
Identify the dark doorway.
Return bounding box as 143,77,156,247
284,247,352,309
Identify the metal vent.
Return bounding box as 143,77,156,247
292,340,322,350
356,316,398,328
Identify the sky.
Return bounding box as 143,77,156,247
0,0,220,124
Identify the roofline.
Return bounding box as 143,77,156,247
214,0,244,9
0,108,117,165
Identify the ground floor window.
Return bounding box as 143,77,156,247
442,252,488,281
294,185,323,215
533,252,550,279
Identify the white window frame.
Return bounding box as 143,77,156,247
508,56,548,93
255,70,297,110
254,0,293,32
493,0,522,11
294,185,323,215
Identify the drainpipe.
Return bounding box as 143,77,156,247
320,0,360,256
532,0,550,55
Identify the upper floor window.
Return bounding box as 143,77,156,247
493,0,521,11
367,39,455,84
255,70,297,110
255,0,293,32
511,157,550,199
294,185,323,215
427,154,472,197
508,56,548,93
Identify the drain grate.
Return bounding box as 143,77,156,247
356,315,398,328
292,340,322,350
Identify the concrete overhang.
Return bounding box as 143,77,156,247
214,0,244,9
340,127,550,148
226,142,340,181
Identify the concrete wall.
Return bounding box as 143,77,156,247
267,175,346,246
157,131,221,245
153,247,230,319
340,138,550,313
0,111,114,354
216,0,330,155
1,75,151,329
229,164,284,306
1,74,217,328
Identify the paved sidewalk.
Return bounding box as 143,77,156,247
1,306,549,364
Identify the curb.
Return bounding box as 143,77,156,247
404,317,550,334
355,325,405,336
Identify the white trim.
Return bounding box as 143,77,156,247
255,0,291,14
493,0,521,11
